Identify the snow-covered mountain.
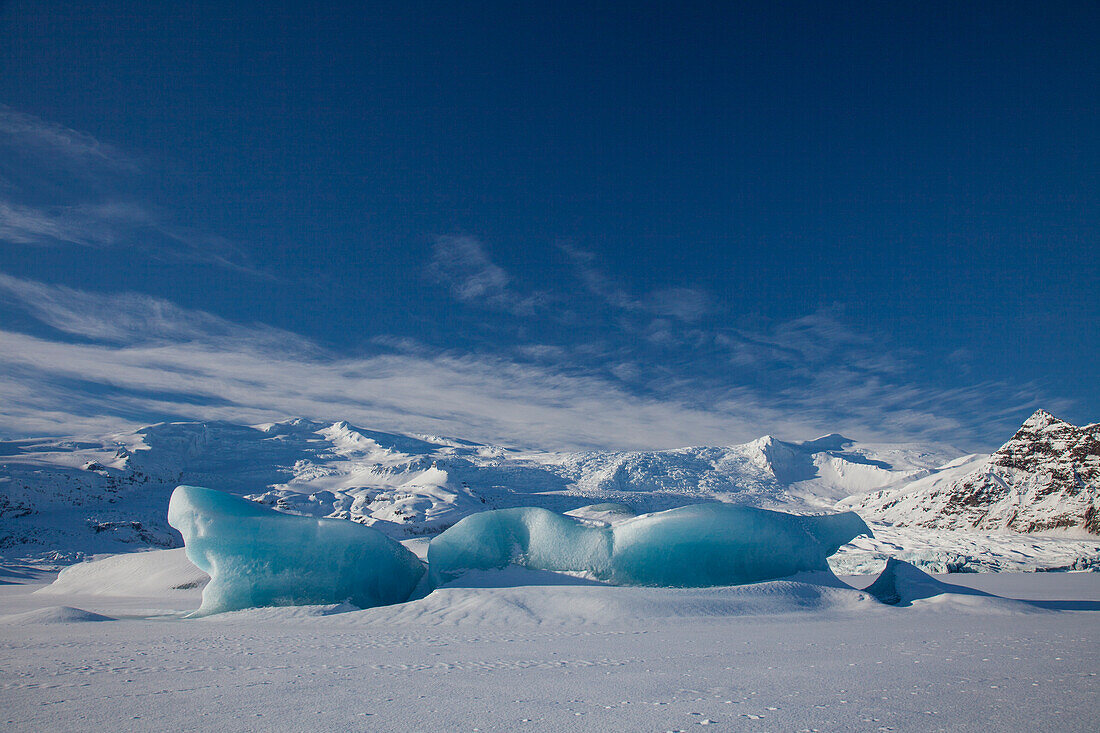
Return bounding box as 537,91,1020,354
840,410,1099,536
0,418,955,561
5,411,1097,570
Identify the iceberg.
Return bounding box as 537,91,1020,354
428,503,870,587
168,485,424,615
607,503,869,587
427,507,613,587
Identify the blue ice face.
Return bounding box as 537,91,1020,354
426,507,613,587
168,485,424,615
428,504,870,588
606,503,869,587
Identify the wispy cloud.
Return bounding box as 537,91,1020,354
0,106,268,277
0,273,303,347
427,235,547,314
0,285,763,449
429,236,511,302
0,105,132,168
0,200,158,247
557,242,641,311
556,242,711,324
0,272,1068,450
646,287,710,321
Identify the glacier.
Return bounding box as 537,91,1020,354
428,504,870,587
167,485,424,615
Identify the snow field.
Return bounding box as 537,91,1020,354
0,556,1097,732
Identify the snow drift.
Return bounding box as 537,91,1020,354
36,547,209,597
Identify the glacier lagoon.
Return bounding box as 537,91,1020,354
428,504,871,588
167,485,424,614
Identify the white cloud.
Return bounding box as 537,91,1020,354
0,107,269,277
427,235,549,314
429,236,510,301
0,273,1067,451
0,105,133,170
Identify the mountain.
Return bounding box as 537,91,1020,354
840,410,1100,536
0,418,955,561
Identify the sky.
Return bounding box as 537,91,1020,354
0,1,1096,451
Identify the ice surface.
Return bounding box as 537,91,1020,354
428,504,870,587
168,485,424,614
607,503,870,587
5,551,1098,731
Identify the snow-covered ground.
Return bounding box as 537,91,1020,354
830,522,1100,574
0,551,1097,732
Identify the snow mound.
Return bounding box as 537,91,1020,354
0,605,114,625
168,485,424,615
194,602,363,623
268,573,880,627
428,504,870,588
37,548,209,597
863,558,1039,613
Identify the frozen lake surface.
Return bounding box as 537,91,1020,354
1,554,1096,732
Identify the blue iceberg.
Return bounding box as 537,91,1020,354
428,504,869,587
168,485,424,615
426,507,613,586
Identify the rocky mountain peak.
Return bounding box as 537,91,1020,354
992,411,1098,478
1020,408,1060,429
843,411,1099,535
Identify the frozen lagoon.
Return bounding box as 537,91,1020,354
3,488,1096,731
1,549,1097,732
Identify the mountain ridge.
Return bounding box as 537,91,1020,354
0,417,955,560
3,410,1096,567
841,410,1099,536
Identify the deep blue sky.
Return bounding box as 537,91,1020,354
0,1,1096,449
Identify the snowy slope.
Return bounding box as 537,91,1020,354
840,410,1100,536
0,418,954,560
